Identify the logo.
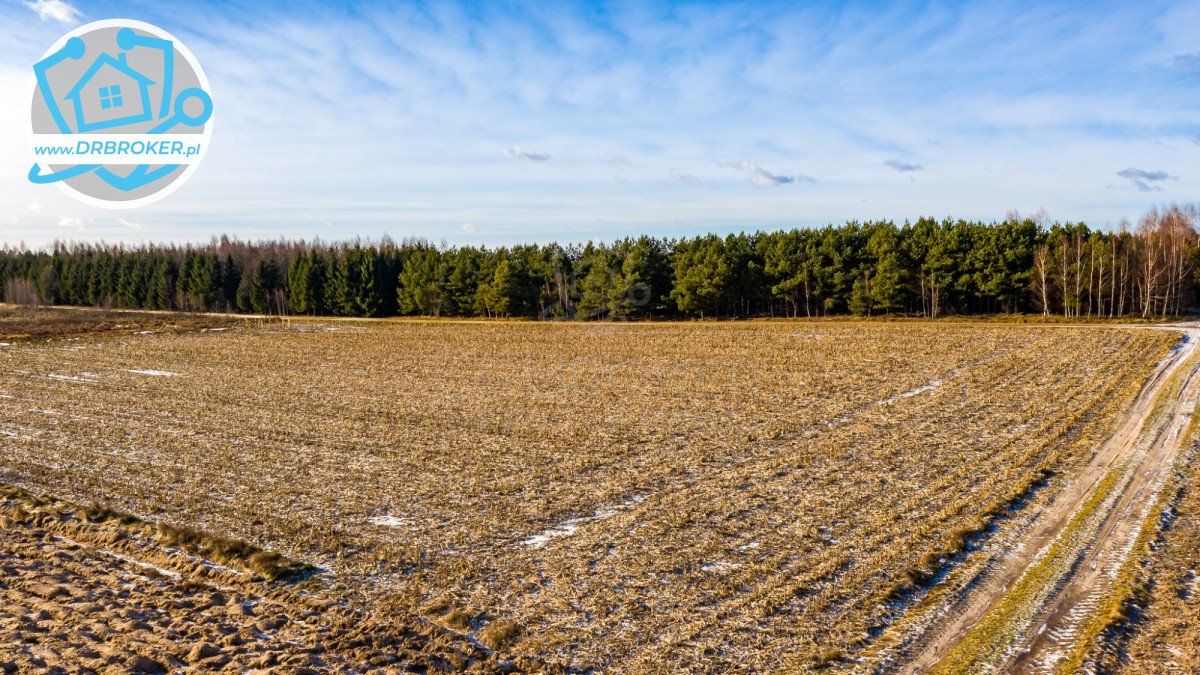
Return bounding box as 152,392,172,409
28,19,213,209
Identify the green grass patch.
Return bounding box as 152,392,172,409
934,465,1129,672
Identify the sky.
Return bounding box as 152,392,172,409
0,0,1197,248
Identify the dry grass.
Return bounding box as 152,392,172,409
0,483,314,582
0,304,237,342
1093,439,1200,673
0,319,1175,671
0,483,495,672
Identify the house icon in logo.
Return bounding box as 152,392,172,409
64,52,154,132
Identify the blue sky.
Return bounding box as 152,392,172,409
1,0,1197,247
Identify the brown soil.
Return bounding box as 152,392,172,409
0,497,506,673
0,304,239,342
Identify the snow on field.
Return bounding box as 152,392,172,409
47,373,99,384
124,369,181,377
369,515,412,527
523,495,647,548
94,544,183,581
701,561,741,573
879,380,942,406
522,515,590,548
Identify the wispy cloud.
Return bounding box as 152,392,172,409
505,146,552,162
118,218,145,230
726,161,812,187
57,216,83,231
1175,53,1200,77
1117,167,1176,192
884,159,923,172
605,154,632,169
24,0,80,24
461,223,477,233
670,169,700,184
0,1,1195,247
1192,133,1200,146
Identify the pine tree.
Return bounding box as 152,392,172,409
397,248,446,316
288,251,313,315
249,257,282,314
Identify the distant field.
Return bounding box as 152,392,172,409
0,305,235,341
0,319,1175,670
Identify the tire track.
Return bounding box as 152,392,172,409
899,325,1200,673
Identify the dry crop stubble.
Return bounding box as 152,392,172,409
0,320,1176,671
1090,439,1200,673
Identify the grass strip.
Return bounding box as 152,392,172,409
0,482,315,582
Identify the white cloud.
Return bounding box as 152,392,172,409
726,160,812,187
1,2,1197,247
25,202,43,213
461,223,477,233
505,145,552,162
118,218,145,230
24,0,80,24
57,216,83,230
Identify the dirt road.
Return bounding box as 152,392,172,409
900,325,1200,673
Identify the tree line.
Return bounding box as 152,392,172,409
1,205,1197,320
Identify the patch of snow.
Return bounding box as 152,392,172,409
522,494,648,548
47,373,99,383
99,547,183,581
124,369,181,377
701,561,740,573
523,517,587,548
879,380,942,406
369,515,411,527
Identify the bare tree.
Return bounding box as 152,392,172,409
1032,245,1051,317
4,279,40,310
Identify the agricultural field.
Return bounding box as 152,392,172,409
0,315,1183,671
0,484,489,672
1088,440,1200,673
0,305,236,342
